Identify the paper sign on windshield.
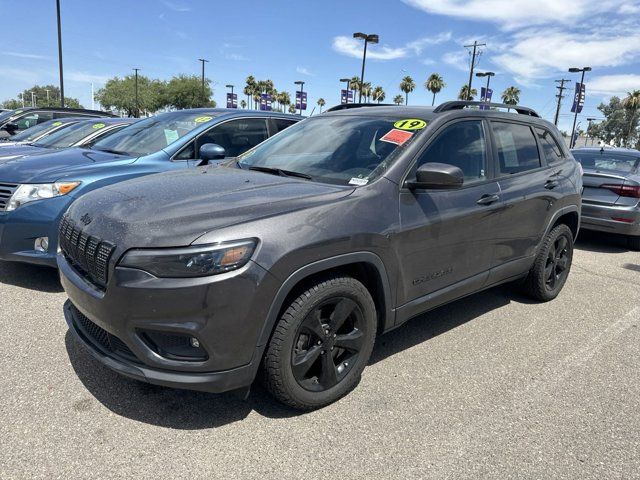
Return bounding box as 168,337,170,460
380,129,413,146
164,129,179,145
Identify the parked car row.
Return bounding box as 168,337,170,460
0,106,116,138
0,101,636,410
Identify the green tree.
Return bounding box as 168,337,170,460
1,99,22,109
317,98,326,113
3,84,83,109
458,84,477,101
360,82,372,102
622,90,640,147
592,96,640,147
501,86,521,106
95,75,166,116
164,74,213,110
393,94,404,105
288,104,297,114
425,73,445,106
350,76,361,101
240,99,247,109
372,86,385,103
399,76,415,105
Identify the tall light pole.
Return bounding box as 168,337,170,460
198,58,209,106
294,80,305,115
475,71,495,102
464,40,486,100
56,0,65,107
353,32,379,103
568,66,591,148
554,78,570,126
340,77,351,104
133,67,141,117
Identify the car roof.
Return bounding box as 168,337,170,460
75,117,136,125
10,106,115,116
158,108,301,119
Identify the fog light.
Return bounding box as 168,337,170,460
34,237,49,253
190,337,200,348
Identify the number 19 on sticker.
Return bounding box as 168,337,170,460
393,119,427,130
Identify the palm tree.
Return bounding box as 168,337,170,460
360,82,372,102
317,98,326,113
350,76,361,101
240,99,247,109
501,86,521,106
458,84,477,101
622,90,640,147
288,104,297,114
425,73,445,106
393,94,404,106
399,76,416,105
372,86,385,103
278,91,291,113
245,76,256,109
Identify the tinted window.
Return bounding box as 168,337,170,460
493,122,541,174
272,118,298,133
536,127,564,164
415,120,487,184
10,120,70,142
14,111,54,131
198,118,268,157
573,151,640,173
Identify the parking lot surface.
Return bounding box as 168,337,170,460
1,231,638,479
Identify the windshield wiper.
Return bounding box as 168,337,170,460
248,165,312,180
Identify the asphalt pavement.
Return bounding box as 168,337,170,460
1,230,638,479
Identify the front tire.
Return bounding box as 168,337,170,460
523,224,574,302
263,276,377,410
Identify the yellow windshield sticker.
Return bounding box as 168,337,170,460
14,110,23,114
92,123,106,129
52,121,63,126
194,116,213,123
393,119,427,131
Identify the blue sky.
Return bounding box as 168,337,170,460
0,0,639,133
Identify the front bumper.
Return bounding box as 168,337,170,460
59,253,280,393
581,202,640,236
0,195,73,267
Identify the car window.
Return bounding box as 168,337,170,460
173,140,195,160
13,112,54,131
36,121,121,148
535,127,564,164
572,151,640,173
197,118,268,158
414,120,487,184
493,122,541,175
272,118,298,133
10,120,67,142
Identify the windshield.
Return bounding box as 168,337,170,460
237,115,427,186
92,111,220,157
34,120,114,148
10,120,70,142
573,151,640,173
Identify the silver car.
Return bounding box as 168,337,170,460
572,147,640,250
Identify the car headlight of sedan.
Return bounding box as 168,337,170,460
7,182,81,211
119,239,257,278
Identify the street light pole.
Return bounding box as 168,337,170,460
56,0,65,108
475,71,495,102
133,67,141,118
568,67,591,149
294,81,305,115
353,32,379,103
340,78,351,104
198,58,209,106
225,84,235,108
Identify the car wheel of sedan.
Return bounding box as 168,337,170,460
263,276,377,410
628,235,640,251
523,224,574,302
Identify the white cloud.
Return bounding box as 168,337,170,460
296,66,314,76
332,32,451,61
1,51,49,60
588,74,640,95
402,0,630,29
225,53,248,61
161,0,191,12
67,71,111,84
442,50,470,71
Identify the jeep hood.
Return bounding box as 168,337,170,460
0,147,134,183
65,165,354,248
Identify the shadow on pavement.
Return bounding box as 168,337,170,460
65,282,530,428
0,260,62,293
575,230,631,254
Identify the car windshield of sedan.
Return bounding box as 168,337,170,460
573,151,640,173
91,111,220,157
237,115,426,186
10,120,67,142
33,120,112,148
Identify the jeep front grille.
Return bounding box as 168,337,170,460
59,215,115,289
0,182,18,211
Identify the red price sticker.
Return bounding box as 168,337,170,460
380,129,414,146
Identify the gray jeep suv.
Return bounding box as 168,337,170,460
59,101,583,409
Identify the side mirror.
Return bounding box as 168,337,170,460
405,162,464,190
198,143,226,164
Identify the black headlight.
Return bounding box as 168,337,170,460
119,239,257,278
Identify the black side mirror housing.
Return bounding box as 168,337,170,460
198,143,226,164
405,162,464,190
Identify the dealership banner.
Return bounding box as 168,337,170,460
226,93,237,109
570,82,585,113
296,91,308,110
479,87,493,110
341,89,353,105
259,93,272,111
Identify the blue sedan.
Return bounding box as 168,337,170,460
0,109,299,266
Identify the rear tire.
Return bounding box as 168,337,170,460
263,276,377,410
523,224,574,302
628,235,640,251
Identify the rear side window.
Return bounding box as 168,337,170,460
415,120,487,184
14,111,54,130
272,118,298,133
492,122,541,175
536,128,564,164
197,118,268,157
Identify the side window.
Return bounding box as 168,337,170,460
535,127,565,165
492,122,541,175
415,120,487,184
272,118,297,134
14,112,53,130
173,140,196,160
197,118,268,157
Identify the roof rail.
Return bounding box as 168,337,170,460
325,103,394,112
433,101,540,118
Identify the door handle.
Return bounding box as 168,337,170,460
545,179,559,189
476,194,500,205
